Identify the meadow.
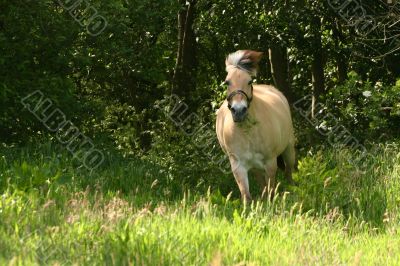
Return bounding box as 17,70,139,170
1,140,400,265
2,1,400,265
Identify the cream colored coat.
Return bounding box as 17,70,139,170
216,84,295,201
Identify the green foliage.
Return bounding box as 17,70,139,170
0,0,177,141
294,148,387,225
99,103,148,153
1,0,399,164
324,72,400,140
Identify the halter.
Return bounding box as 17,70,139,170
227,84,253,109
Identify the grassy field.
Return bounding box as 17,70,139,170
1,141,400,265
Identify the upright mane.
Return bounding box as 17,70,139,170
225,50,263,77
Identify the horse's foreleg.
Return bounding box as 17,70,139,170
230,159,251,203
264,158,277,200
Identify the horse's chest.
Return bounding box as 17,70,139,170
224,126,271,169
241,151,265,170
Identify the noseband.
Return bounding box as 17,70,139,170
227,84,253,109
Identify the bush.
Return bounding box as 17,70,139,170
293,146,390,226
322,72,400,141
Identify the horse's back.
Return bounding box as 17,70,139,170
253,85,291,115
252,84,293,134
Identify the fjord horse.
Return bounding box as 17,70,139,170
216,50,296,202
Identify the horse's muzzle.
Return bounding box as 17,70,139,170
230,104,248,122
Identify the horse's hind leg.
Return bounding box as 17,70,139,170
264,158,278,200
253,170,267,198
282,143,296,185
277,155,285,171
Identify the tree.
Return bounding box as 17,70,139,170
310,16,325,117
269,44,293,103
172,0,197,99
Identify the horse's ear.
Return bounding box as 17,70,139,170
246,51,263,66
242,50,263,76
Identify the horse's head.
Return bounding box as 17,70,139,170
224,50,263,122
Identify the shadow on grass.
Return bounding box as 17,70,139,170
2,139,398,231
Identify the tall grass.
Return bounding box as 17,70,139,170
0,141,400,265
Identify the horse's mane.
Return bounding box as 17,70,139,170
225,50,258,76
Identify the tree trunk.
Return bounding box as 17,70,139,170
269,44,293,104
311,16,325,118
332,21,348,84
212,38,224,81
172,0,197,99
265,51,273,84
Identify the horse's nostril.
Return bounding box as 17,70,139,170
230,106,248,116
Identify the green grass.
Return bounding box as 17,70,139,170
1,141,400,265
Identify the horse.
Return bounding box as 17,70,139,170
216,50,296,202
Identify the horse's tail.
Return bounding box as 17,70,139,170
277,153,299,171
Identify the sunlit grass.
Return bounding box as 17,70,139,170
1,141,400,265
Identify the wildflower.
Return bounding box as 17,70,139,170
362,91,372,97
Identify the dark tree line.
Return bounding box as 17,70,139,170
1,0,399,149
